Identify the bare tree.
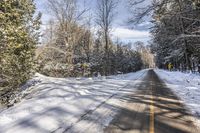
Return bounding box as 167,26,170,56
95,0,118,75
46,0,88,64
35,0,91,77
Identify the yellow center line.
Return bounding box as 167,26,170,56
150,83,155,133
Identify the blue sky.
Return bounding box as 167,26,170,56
35,0,151,44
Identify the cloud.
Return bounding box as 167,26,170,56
111,27,150,40
137,22,151,27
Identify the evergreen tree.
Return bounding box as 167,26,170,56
0,0,41,101
129,0,200,72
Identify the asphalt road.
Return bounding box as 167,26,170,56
104,69,199,133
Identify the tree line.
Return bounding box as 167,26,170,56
35,0,144,78
0,0,154,104
129,0,200,72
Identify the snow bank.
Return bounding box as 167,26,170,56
0,70,147,133
155,69,200,127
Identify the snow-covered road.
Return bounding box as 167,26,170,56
1,69,200,133
0,70,147,133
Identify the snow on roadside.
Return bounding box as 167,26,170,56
155,69,200,127
0,70,147,133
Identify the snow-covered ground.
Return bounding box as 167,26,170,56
0,70,147,133
155,69,200,126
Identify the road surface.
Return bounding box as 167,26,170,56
104,70,199,133
63,69,199,133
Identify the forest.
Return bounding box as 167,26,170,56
1,0,200,104
0,0,154,104
129,0,200,72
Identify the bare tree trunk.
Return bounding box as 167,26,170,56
95,0,117,76
178,0,192,72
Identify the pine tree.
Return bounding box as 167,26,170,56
0,0,41,101
129,0,200,71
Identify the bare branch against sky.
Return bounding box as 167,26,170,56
35,0,151,43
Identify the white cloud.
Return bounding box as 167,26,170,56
137,22,152,27
111,27,150,40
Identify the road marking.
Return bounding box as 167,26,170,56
150,83,155,133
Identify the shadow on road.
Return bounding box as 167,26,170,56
104,70,199,133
